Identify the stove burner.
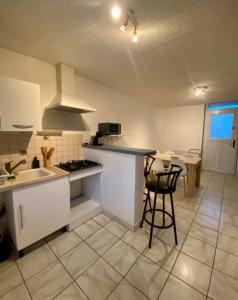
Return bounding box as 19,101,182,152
56,160,100,172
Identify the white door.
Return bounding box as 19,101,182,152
203,110,238,174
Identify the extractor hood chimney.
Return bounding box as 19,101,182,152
45,64,96,113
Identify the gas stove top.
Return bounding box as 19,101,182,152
56,160,101,173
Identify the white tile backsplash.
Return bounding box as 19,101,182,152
0,133,83,169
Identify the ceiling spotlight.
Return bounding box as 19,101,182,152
132,27,138,43
120,18,128,32
111,6,121,19
194,86,208,96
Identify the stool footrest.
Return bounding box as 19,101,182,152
144,209,174,229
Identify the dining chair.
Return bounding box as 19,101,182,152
169,159,187,193
165,150,175,155
188,148,201,157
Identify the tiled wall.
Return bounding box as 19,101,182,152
0,133,83,170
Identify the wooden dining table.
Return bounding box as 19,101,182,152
155,153,202,198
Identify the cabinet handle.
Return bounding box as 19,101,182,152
19,204,24,230
12,124,34,129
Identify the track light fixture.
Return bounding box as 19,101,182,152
132,27,138,43
120,17,128,32
111,7,139,43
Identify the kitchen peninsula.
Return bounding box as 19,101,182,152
83,144,156,230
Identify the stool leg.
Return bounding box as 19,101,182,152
149,192,157,248
162,194,165,226
140,190,150,228
148,192,152,212
170,193,177,245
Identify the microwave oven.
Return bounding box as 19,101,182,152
98,123,121,136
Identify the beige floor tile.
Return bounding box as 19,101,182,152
74,219,102,240
105,220,128,237
182,235,215,267
93,213,111,226
48,231,82,258
172,252,212,295
201,200,222,210
108,279,148,300
0,284,31,300
219,221,238,239
0,260,23,296
17,244,57,280
103,240,140,276
194,213,220,231
209,270,238,300
54,282,88,300
175,214,193,234
157,227,186,249
214,249,238,280
143,238,179,271
60,242,98,279
189,222,218,247
86,228,118,255
126,255,169,300
159,274,206,300
26,261,72,300
198,205,220,220
76,258,121,300
122,229,150,252
221,211,238,227
176,206,196,218
217,233,238,257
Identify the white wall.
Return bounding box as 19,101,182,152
0,46,164,150
161,105,205,153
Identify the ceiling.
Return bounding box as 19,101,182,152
0,0,238,107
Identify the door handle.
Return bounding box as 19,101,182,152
232,140,236,149
12,124,34,129
19,204,24,230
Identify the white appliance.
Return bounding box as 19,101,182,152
46,64,96,113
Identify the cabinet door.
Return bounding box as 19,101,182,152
11,177,70,250
0,77,42,131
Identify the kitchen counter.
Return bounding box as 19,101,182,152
83,145,149,230
0,166,69,193
83,144,156,156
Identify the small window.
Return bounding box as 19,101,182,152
209,114,233,140
208,102,238,111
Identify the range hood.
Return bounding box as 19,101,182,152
46,64,96,113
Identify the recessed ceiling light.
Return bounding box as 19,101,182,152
194,86,208,96
111,6,121,19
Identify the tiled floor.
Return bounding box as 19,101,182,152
1,171,238,299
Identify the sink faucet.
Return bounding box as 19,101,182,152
5,159,27,174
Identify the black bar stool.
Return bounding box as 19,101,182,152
140,164,182,248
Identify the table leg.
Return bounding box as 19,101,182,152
186,165,196,198
195,163,201,187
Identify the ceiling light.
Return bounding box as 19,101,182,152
194,86,208,96
132,27,138,43
111,6,121,19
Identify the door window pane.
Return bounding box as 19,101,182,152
209,114,233,140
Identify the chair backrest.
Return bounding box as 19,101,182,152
156,164,183,193
165,150,175,155
169,159,187,176
151,158,165,173
144,155,155,178
188,148,201,157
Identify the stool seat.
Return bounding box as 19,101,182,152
145,180,175,194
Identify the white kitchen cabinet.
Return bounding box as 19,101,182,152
5,177,70,252
0,77,42,131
